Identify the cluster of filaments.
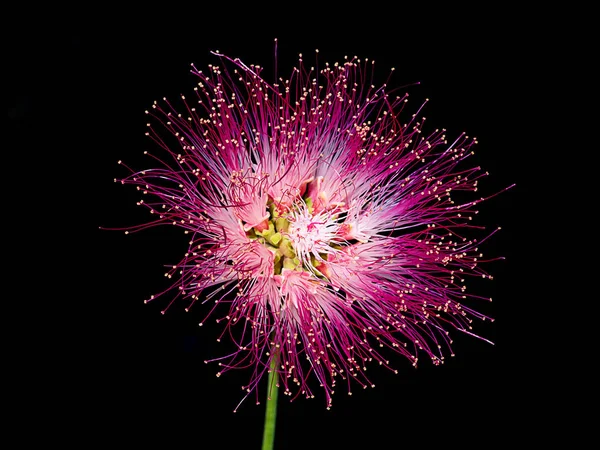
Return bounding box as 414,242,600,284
117,51,501,410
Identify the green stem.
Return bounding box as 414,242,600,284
261,353,279,450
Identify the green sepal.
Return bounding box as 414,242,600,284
255,221,275,239
275,217,289,232
304,197,314,215
279,237,295,258
268,232,282,246
283,257,299,271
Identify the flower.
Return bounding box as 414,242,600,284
115,47,507,410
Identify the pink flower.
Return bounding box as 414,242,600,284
115,48,509,410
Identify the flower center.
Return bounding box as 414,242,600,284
246,197,342,278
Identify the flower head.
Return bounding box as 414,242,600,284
115,48,508,410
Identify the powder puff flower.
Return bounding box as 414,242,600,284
114,47,509,410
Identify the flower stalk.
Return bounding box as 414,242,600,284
261,352,279,450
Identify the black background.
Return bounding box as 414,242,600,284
10,4,553,448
